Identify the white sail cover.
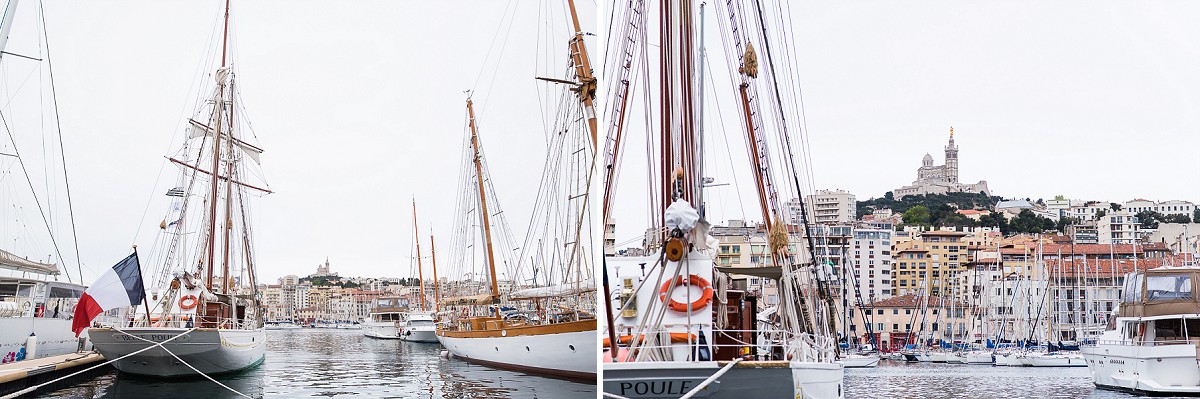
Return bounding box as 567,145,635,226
188,119,263,164
0,248,58,275
507,281,596,300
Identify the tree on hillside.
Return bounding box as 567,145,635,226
884,191,894,201
1136,210,1163,230
1163,214,1192,224
977,211,1008,231
903,205,932,226
1110,203,1123,211
1008,209,1057,234
1056,216,1080,232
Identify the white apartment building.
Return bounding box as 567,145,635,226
1125,199,1198,218
1096,212,1141,245
846,227,894,302
796,189,857,225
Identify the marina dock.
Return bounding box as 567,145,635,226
0,353,107,398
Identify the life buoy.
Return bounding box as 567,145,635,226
179,295,198,310
658,274,714,313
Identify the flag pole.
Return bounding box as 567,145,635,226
133,245,153,326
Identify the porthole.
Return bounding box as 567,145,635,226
526,346,531,352
569,345,576,352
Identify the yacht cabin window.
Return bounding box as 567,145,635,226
1146,274,1193,301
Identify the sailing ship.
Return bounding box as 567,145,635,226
400,200,437,343
86,0,270,376
0,0,89,363
436,0,598,380
600,0,842,397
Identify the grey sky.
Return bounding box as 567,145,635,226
606,1,1200,245
0,1,596,283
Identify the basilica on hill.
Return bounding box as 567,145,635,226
892,127,990,199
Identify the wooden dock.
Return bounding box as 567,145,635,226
0,352,108,397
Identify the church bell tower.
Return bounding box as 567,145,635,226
944,127,958,183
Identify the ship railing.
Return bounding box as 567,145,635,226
610,327,838,362
1092,338,1200,347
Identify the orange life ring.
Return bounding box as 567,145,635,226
602,333,696,348
658,275,714,313
179,295,198,310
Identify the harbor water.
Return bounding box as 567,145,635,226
33,329,594,398
847,360,1147,399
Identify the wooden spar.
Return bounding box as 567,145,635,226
466,99,500,300
600,80,629,226
566,0,597,150
222,74,235,300
206,0,232,292
168,157,273,193
738,84,774,227
413,199,426,312
659,0,672,232
430,230,440,313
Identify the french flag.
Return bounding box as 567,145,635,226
72,253,146,336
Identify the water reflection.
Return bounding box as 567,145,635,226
846,360,1143,399
38,329,593,399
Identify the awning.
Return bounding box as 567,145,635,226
0,249,58,275
715,266,781,280
507,281,596,300
440,294,494,305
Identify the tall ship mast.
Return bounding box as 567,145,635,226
600,0,844,397
399,199,437,343
85,0,271,376
435,0,597,380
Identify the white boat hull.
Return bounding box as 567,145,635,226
603,360,843,399
1083,342,1200,394
88,327,265,376
400,327,438,343
438,328,595,380
1027,353,1086,367
964,351,994,364
836,355,878,368
362,322,401,339
0,317,87,363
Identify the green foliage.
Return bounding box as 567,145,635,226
902,206,932,226
857,192,1003,219
1056,216,1080,232
1195,209,1200,224
1096,209,1107,219
1007,209,1057,234
1110,203,1123,211
1138,210,1194,229
978,211,1007,230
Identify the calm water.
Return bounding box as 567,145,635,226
36,329,594,398
846,360,1157,399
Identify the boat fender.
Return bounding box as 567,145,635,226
658,275,714,313
179,295,199,310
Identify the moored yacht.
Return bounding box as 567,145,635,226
399,312,438,343
1082,265,1200,394
362,297,407,339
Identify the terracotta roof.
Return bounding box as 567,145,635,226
869,293,964,308
1044,255,1195,277
956,210,988,215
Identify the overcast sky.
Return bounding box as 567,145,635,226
0,1,1195,283
0,0,596,284
605,1,1200,246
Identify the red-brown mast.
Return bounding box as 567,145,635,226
466,99,500,299
206,0,232,292
566,0,597,149
430,230,441,313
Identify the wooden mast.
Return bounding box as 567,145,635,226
566,0,597,149
430,230,440,313
413,199,426,312
466,99,500,299
206,0,231,293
